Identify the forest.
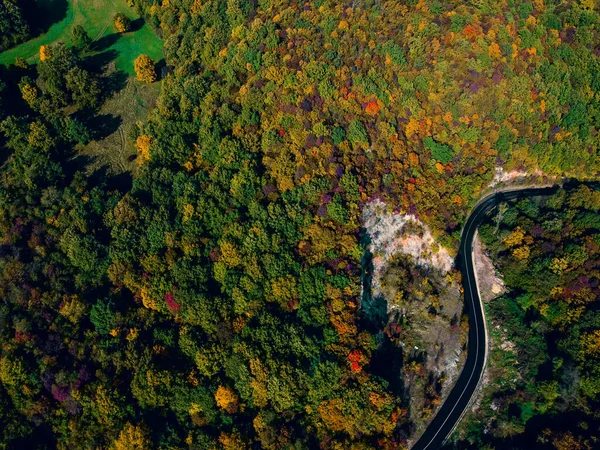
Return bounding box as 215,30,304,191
0,0,599,449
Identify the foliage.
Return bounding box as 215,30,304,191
71,25,92,51
114,13,131,33
0,0,30,51
1,0,600,448
112,423,151,450
0,0,163,76
133,54,156,83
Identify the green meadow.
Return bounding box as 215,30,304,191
0,0,163,75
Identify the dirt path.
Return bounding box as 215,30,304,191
93,22,110,42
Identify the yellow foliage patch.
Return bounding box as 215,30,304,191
404,117,420,138
220,241,241,268
112,423,150,450
504,226,525,248
21,84,38,107
219,432,246,450
580,330,600,357
136,135,152,164
139,287,159,310
512,245,531,261
215,386,239,413
182,204,194,222
39,45,50,61
488,42,502,58
134,54,157,83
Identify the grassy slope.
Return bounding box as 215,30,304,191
0,0,163,75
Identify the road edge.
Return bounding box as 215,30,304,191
440,229,490,443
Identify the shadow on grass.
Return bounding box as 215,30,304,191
84,50,120,70
103,70,128,99
156,58,173,80
86,113,122,141
93,33,121,53
90,165,133,193
28,0,69,37
69,152,133,193
129,18,144,33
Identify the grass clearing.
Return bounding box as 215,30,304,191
80,74,161,174
0,0,163,76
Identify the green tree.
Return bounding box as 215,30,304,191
0,0,30,51
71,25,92,51
65,67,100,109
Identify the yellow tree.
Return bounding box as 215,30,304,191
114,13,131,33
504,226,526,248
112,423,150,450
134,55,157,83
136,134,152,164
39,45,51,62
512,245,531,261
215,386,239,413
21,84,39,109
219,432,246,450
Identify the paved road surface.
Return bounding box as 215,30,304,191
411,185,559,450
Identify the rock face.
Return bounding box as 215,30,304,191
362,198,454,303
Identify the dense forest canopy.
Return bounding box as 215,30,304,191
0,0,599,449
0,0,30,52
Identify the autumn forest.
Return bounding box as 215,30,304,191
0,0,600,449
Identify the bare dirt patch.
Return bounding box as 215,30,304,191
473,233,506,303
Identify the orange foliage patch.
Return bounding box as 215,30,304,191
364,100,380,116
463,24,482,38
136,135,152,164
348,349,364,371
215,386,239,413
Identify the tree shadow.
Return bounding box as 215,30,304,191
359,231,389,333
83,50,120,70
86,114,122,141
0,145,11,167
93,33,121,52
88,164,133,194
129,18,144,33
27,0,69,37
68,151,133,194
370,334,405,395
155,58,170,79
103,70,128,99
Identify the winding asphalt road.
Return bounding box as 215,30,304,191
411,185,560,450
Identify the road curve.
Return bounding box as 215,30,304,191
411,185,560,450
